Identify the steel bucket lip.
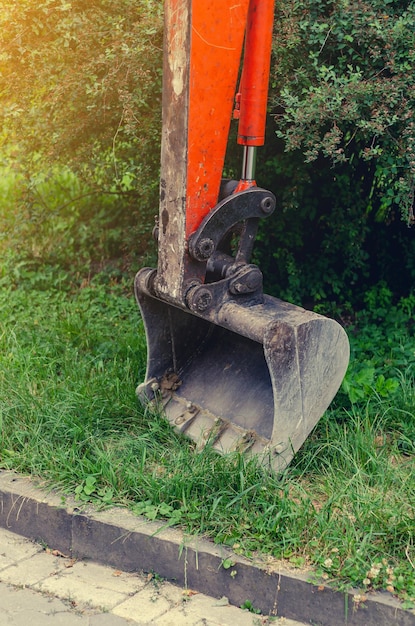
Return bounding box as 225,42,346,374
135,269,350,471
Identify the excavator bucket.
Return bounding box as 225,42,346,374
135,0,350,471
136,272,349,470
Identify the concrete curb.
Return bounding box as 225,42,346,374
0,471,413,626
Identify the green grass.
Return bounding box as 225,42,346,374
0,267,414,606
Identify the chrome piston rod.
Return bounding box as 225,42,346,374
241,145,257,181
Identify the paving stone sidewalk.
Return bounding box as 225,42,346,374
0,527,307,626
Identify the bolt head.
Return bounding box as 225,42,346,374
260,196,275,214
187,286,213,312
195,238,215,260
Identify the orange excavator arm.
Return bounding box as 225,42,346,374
156,0,275,301
135,0,350,471
166,0,274,233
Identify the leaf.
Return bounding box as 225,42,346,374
99,488,114,503
159,503,174,516
85,475,97,487
375,375,399,398
144,505,158,520
354,367,375,386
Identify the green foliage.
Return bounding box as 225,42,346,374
248,0,415,308
0,158,159,275
339,283,415,406
272,0,415,223
0,151,156,272
0,0,163,268
254,142,373,307
132,500,182,524
1,0,414,309
240,600,261,614
0,0,163,165
75,475,114,505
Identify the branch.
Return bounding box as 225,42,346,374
29,189,139,220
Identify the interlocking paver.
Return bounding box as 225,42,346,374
89,615,144,626
0,527,308,626
112,582,183,623
152,592,265,626
0,529,42,570
35,574,129,611
1,551,67,586
0,581,85,625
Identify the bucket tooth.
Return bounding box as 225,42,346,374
164,396,200,430
135,271,349,472
184,412,224,450
213,426,260,455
